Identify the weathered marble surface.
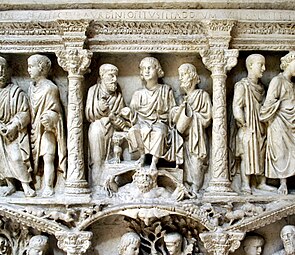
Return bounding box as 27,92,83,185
0,2,294,255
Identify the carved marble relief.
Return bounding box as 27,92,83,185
27,54,67,197
0,3,294,255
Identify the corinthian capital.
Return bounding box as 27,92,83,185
200,231,245,255
56,48,93,76
200,48,239,75
56,231,93,255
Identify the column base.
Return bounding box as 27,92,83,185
203,180,238,197
65,181,91,195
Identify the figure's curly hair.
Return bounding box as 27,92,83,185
280,51,295,71
28,54,51,76
139,57,164,79
28,235,48,250
118,232,140,255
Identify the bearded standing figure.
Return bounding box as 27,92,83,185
0,56,35,197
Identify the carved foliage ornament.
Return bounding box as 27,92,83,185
200,231,245,255
200,48,239,74
56,48,92,76
56,231,93,255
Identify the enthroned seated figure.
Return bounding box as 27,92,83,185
126,57,177,171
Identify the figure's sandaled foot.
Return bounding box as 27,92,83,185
278,183,288,195
24,188,36,197
257,183,277,192
42,187,54,197
22,183,36,197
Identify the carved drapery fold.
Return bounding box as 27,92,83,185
56,231,93,255
56,48,93,194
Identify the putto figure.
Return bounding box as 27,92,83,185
0,56,35,197
172,63,212,194
118,232,140,255
26,235,49,255
27,54,67,197
128,57,176,170
260,51,295,195
85,64,126,187
233,54,274,194
242,234,265,255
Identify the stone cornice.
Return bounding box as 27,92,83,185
0,1,294,11
0,11,294,53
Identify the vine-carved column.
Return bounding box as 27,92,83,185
200,231,245,255
56,231,93,255
56,20,93,195
201,20,239,196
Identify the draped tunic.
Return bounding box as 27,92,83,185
260,74,295,179
184,89,212,158
0,84,32,182
85,83,125,165
129,84,176,158
28,79,66,174
233,78,266,175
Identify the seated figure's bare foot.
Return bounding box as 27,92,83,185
278,182,288,195
42,186,54,197
22,183,36,197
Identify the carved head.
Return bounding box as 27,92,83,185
0,57,8,88
118,232,140,255
164,232,183,255
27,54,51,80
178,63,200,94
99,63,119,93
243,235,264,255
27,235,48,255
245,54,265,79
281,225,295,255
139,57,164,82
280,51,295,76
0,236,10,255
133,168,158,193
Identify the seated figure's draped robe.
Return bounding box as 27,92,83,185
0,84,32,182
85,83,124,170
128,84,176,158
260,74,295,179
28,80,67,175
233,78,266,175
